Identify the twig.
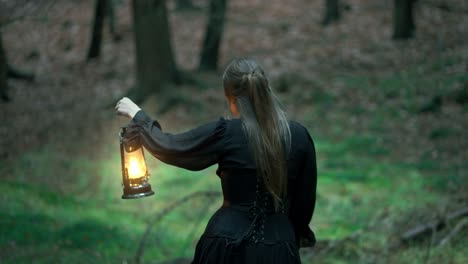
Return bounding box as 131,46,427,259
438,217,468,247
400,206,468,243
134,191,221,264
178,199,212,255
311,230,362,256
423,223,436,264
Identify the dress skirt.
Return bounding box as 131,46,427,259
191,206,301,264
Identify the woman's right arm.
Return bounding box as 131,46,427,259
123,110,227,171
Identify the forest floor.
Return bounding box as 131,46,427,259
0,0,467,263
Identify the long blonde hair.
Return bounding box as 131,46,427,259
223,58,291,211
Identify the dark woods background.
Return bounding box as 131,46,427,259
0,0,467,263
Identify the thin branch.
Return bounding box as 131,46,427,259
438,217,468,247
400,206,468,243
423,223,436,264
310,230,362,256
134,191,221,264
177,198,212,255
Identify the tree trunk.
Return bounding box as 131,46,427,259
322,0,340,25
106,0,120,41
87,0,107,60
393,0,415,39
175,0,197,11
131,0,178,103
199,0,227,71
0,31,9,102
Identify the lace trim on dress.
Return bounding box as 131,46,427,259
224,176,295,258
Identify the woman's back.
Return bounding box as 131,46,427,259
193,118,316,264
217,118,315,210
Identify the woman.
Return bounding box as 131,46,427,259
115,58,317,263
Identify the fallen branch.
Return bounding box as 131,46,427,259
7,64,35,81
134,191,221,264
438,217,468,246
400,206,468,243
301,230,362,258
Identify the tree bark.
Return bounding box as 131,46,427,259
0,31,9,102
175,0,197,11
106,0,121,41
131,0,178,103
199,0,227,71
393,0,416,39
87,0,107,60
322,0,340,26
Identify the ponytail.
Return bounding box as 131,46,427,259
223,58,291,211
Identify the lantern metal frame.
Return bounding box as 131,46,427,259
120,127,154,199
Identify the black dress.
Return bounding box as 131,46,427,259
125,110,317,264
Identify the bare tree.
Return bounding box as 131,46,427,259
87,0,120,60
175,0,198,11
0,31,8,101
131,0,179,103
199,0,227,71
106,0,119,40
87,0,107,60
322,0,340,26
393,0,416,39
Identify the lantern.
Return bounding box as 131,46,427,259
120,127,154,199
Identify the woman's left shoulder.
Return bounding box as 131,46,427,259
288,120,310,133
288,120,316,146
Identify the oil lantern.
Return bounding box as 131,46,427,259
120,127,154,199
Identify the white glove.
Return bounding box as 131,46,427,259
115,97,141,119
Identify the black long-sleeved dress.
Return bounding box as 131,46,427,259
124,110,317,264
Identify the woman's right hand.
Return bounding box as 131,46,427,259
115,97,141,119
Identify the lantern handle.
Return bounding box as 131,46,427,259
119,126,129,144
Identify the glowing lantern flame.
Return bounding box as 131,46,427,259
128,156,145,179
